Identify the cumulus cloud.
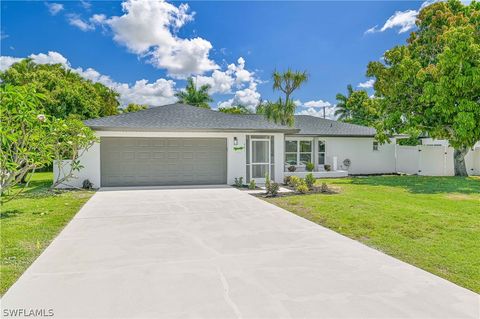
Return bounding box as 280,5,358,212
96,0,217,78
297,106,337,120
303,100,332,108
45,2,64,16
0,51,176,107
357,79,375,88
68,14,95,31
217,82,261,111
193,57,255,94
366,10,417,34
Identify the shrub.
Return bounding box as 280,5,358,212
267,182,280,196
306,162,314,172
248,179,256,190
321,182,329,193
295,181,309,194
305,173,315,189
234,177,243,187
284,176,291,185
288,176,302,188
324,164,332,171
287,165,296,172
265,172,271,191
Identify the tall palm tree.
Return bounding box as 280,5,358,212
175,78,213,109
334,84,354,121
264,69,308,126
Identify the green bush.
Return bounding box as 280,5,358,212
288,176,302,188
284,176,291,185
305,173,315,189
248,179,256,190
234,177,243,187
295,181,309,194
267,182,280,196
306,162,315,172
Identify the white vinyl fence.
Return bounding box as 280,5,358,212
396,144,480,176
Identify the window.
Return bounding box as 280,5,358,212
373,141,379,151
318,140,325,164
299,141,312,165
284,140,312,166
285,141,298,165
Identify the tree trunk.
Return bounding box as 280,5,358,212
453,147,469,177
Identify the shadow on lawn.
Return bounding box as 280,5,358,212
341,176,480,195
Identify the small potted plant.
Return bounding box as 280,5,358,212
324,164,331,171
306,162,314,172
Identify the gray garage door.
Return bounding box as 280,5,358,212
100,137,227,187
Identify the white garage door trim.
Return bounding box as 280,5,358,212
100,137,227,187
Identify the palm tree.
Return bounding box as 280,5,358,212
264,69,308,126
334,84,354,121
175,77,213,109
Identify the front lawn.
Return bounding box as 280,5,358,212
0,172,94,295
265,176,480,293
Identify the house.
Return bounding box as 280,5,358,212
54,103,398,188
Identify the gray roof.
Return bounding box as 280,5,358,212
292,115,376,137
84,103,298,133
85,103,376,136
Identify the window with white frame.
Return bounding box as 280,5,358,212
318,140,325,165
285,140,312,166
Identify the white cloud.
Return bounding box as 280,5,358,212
217,83,261,111
80,0,92,10
297,107,337,120
0,51,176,107
303,100,331,108
357,79,375,89
68,14,95,31
29,51,70,67
0,56,21,71
193,56,256,94
45,2,64,16
98,0,217,78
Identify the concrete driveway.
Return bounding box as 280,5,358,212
2,186,478,318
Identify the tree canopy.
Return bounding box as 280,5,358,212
122,103,148,113
263,69,308,126
335,85,378,126
175,77,213,109
0,59,120,120
366,0,480,176
218,105,253,114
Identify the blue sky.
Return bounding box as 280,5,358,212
1,0,426,117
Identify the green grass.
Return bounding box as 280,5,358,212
0,172,94,295
266,176,480,293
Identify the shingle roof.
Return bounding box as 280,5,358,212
293,115,376,137
85,103,376,136
84,103,298,133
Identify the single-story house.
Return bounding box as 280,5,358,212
54,103,478,188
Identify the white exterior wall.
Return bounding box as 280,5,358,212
54,131,286,188
322,137,396,174
395,143,480,176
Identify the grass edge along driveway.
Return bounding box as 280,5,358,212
0,172,95,295
265,176,480,293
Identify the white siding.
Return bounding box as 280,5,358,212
54,131,286,188
322,137,396,175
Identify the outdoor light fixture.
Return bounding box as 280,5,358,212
233,137,238,146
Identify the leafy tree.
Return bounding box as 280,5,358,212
1,85,51,198
366,0,480,176
335,85,378,126
263,69,308,126
51,118,98,188
0,59,120,119
175,77,212,109
218,105,252,114
122,103,148,113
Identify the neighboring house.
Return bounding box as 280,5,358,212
54,103,478,188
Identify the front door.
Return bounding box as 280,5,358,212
250,138,270,183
